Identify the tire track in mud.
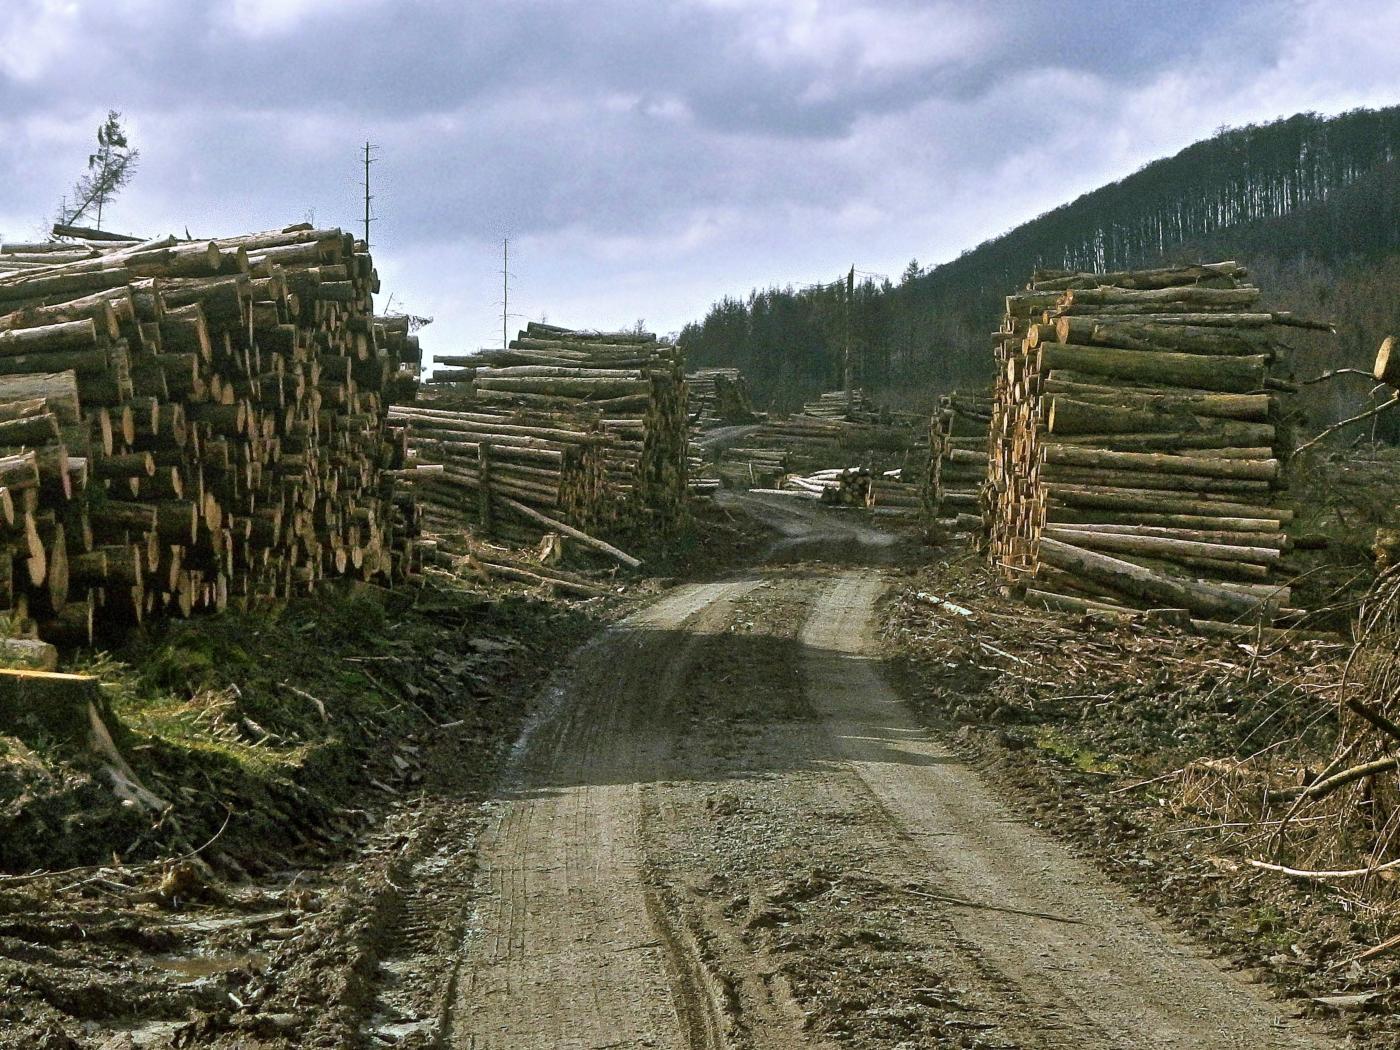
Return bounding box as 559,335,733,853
351,500,1339,1050
441,577,767,1049
793,569,1331,1049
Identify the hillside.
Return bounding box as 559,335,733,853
681,106,1400,417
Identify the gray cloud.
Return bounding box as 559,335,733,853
2,0,1398,351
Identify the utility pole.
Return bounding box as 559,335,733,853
844,265,854,415
501,238,510,350
362,141,378,248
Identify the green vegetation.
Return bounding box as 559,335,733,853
1033,726,1126,776
0,577,602,873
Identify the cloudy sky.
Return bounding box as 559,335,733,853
2,0,1398,358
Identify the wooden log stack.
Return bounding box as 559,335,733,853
400,322,688,549
988,261,1308,626
717,447,789,489
752,414,847,462
872,469,922,518
802,388,878,422
687,367,757,428
925,390,993,530
0,223,414,645
760,466,873,506
388,402,608,545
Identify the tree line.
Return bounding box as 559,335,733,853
681,106,1400,413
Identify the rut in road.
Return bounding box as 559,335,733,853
427,545,1333,1047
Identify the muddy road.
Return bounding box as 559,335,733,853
4,497,1337,1048
353,497,1332,1049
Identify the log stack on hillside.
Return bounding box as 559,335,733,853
926,390,992,530
0,223,413,645
396,323,688,554
687,367,757,428
988,262,1318,627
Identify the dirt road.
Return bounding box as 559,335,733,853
361,499,1332,1049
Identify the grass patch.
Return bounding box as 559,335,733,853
1,574,607,874
1033,726,1127,776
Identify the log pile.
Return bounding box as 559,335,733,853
926,391,993,529
0,223,414,645
988,262,1309,626
872,469,922,517
752,413,846,460
760,466,873,506
717,447,789,489
687,368,757,427
398,322,688,553
387,403,608,546
802,388,878,422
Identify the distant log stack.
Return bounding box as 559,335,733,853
398,322,688,550
753,414,846,462
871,469,922,517
802,388,878,422
926,390,992,530
717,447,788,489
988,261,1314,626
387,402,607,548
687,367,757,427
0,223,414,645
763,466,873,506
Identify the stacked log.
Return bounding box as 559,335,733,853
872,469,922,517
717,447,789,489
989,262,1304,625
387,403,607,545
762,466,873,506
926,390,993,529
802,388,878,422
0,223,413,644
687,368,757,427
753,414,846,462
399,322,687,550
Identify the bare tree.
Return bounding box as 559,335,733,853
57,111,139,231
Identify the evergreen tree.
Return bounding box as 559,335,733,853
58,111,139,231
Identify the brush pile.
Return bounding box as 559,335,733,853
687,367,757,427
397,322,688,555
0,223,414,646
987,262,1326,627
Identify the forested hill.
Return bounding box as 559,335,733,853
681,106,1400,413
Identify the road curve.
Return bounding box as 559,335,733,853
434,504,1332,1048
